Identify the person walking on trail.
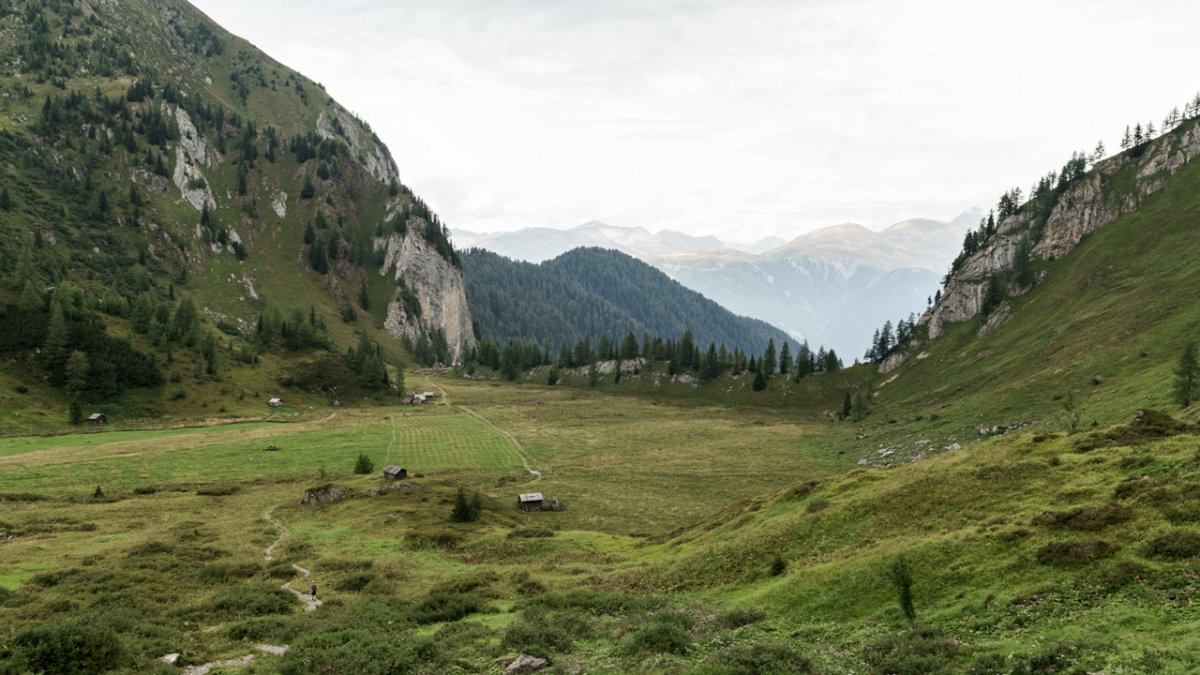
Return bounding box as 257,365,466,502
311,582,317,601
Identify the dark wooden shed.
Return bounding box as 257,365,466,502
382,465,408,480
87,413,108,425
517,492,544,512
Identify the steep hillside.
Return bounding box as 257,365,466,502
461,247,795,355
850,108,1200,465
0,0,472,427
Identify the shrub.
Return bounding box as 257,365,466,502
769,554,787,576
199,562,261,583
1081,560,1151,592
805,498,831,513
890,555,916,624
335,572,376,592
1144,530,1200,560
209,585,297,617
409,592,481,624
266,561,299,579
863,626,959,675
405,528,461,549
1033,503,1132,531
716,607,767,629
1035,539,1117,567
132,486,157,495
11,620,129,674
502,611,575,654
618,621,692,655
280,629,436,675
530,590,650,615
320,559,374,572
227,616,297,642
702,643,817,674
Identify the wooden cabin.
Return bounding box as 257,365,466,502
268,397,283,408
382,465,408,480
87,413,108,425
517,492,544,512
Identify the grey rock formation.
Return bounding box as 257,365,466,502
504,654,549,675
299,484,347,505
376,229,475,363
169,104,216,212
316,110,398,185
922,125,1200,342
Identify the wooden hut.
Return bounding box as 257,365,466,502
87,413,108,425
268,397,283,408
517,492,544,512
382,465,408,480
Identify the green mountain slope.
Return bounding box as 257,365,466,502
462,246,797,355
0,0,472,429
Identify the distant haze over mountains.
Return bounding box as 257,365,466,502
453,210,980,357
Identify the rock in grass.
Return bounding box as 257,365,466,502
504,653,549,674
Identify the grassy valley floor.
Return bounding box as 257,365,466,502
1,377,1198,673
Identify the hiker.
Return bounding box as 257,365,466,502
311,582,317,601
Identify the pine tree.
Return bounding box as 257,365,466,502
752,366,767,392
64,350,90,396
841,392,852,420
0,186,11,211
547,366,560,386
762,339,777,376
1174,342,1199,408
358,281,370,310
69,398,83,424
353,453,374,474
451,487,479,522
42,303,69,371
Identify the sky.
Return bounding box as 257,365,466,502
191,0,1199,240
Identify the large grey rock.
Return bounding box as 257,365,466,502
504,654,549,675
299,485,347,505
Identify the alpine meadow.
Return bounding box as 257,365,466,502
3,1,1200,674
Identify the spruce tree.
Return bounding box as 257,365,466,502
763,339,777,376
890,555,917,626
752,366,767,392
841,392,852,420
353,453,374,474
1174,342,1199,408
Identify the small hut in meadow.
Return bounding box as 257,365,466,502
517,492,544,512
382,465,408,480
87,413,108,425
268,397,283,408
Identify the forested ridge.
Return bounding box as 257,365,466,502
462,247,792,354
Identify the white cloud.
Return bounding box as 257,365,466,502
192,0,1200,238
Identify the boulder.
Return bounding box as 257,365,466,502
299,484,347,505
504,654,549,675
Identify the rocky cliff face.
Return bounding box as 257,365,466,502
376,227,475,363
920,122,1200,342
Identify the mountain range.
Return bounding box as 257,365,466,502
454,211,980,357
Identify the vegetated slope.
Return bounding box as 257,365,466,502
854,113,1200,460
461,247,795,354
644,413,1200,672
0,0,472,427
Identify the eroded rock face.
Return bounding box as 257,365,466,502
376,231,475,363
316,109,399,185
299,485,347,505
921,124,1200,341
169,104,216,212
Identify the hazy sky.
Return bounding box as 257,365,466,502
192,0,1198,239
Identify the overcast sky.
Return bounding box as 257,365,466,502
192,0,1198,239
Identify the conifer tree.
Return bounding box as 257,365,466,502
1174,342,1199,408
763,339,776,376
752,365,767,391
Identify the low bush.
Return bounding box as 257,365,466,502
618,621,693,655
196,485,240,496
409,592,481,624
198,562,261,583
279,629,437,675
1080,560,1151,592
1144,530,1200,560
1033,503,1132,531
209,585,296,617
266,561,300,580
530,590,651,615
10,620,129,674
227,616,298,642
1035,540,1117,567
717,607,767,629
319,559,374,572
335,572,376,592
863,626,959,674
699,642,817,674
502,611,576,654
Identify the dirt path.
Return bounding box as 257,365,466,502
262,506,322,611
428,382,542,483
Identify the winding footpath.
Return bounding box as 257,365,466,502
262,505,322,612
